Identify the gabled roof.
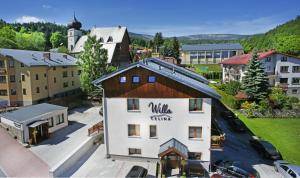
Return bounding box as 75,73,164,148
0,103,67,124
181,43,243,51
0,48,77,67
220,50,275,65
158,138,188,159
93,58,221,100
72,26,127,63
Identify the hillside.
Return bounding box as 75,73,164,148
240,16,300,55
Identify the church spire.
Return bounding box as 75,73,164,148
67,12,82,30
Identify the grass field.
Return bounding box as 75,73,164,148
193,64,222,73
236,113,300,165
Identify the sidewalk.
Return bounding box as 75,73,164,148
0,129,49,177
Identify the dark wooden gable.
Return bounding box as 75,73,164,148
102,67,211,98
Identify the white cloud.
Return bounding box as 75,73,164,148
42,4,52,9
15,16,45,23
130,16,288,36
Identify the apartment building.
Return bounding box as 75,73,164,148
0,48,81,106
93,58,221,173
220,50,300,97
180,43,244,64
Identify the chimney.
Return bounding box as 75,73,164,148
43,52,50,60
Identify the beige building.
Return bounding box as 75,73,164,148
0,48,81,106
180,43,244,64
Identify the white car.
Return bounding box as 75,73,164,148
274,160,300,178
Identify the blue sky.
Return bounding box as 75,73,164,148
1,0,299,36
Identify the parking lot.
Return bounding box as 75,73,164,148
211,111,283,178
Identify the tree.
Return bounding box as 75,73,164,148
153,32,164,52
15,31,45,51
50,32,67,48
242,49,269,102
77,35,109,97
0,26,16,41
161,37,180,59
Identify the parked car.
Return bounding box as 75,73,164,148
213,160,260,178
125,166,148,178
227,118,246,132
274,160,300,178
249,136,282,160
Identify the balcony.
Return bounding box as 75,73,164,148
211,119,225,150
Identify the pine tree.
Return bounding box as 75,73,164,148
242,49,269,102
153,32,164,53
78,35,108,97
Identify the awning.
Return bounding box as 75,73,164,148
158,138,188,159
28,120,48,128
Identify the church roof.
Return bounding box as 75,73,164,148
67,14,82,30
72,26,127,63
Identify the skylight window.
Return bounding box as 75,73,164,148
107,36,113,42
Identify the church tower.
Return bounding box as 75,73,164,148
67,14,82,51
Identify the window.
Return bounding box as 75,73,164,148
288,170,297,178
99,37,104,43
292,78,300,85
280,66,289,73
128,148,141,155
10,89,16,95
292,66,300,73
44,73,47,77
229,51,237,57
53,67,56,70
292,89,298,94
36,87,40,93
22,88,26,95
63,71,68,78
78,70,82,75
127,98,139,111
128,124,140,137
132,76,140,83
213,51,221,58
0,76,6,83
188,152,202,160
120,76,126,83
62,66,68,69
9,75,15,82
150,125,157,138
148,76,156,83
107,36,113,42
198,52,205,59
206,52,212,59
280,165,289,171
35,74,39,80
48,117,54,128
9,60,14,68
0,60,5,68
265,57,272,62
190,51,198,60
45,86,48,90
189,127,202,139
56,114,64,125
71,71,74,77
221,51,229,58
21,63,24,67
21,74,25,81
189,98,203,111
281,56,288,62
71,81,74,86
63,82,68,88
280,78,288,84
54,77,56,83
0,90,7,96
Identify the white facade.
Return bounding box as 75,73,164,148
104,98,212,163
222,53,300,97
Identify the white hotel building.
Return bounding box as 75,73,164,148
93,58,221,174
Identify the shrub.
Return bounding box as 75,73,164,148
241,101,253,110
289,96,299,104
269,87,290,109
258,100,272,113
224,81,242,95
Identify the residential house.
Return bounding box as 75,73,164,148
180,43,244,65
92,58,221,174
0,48,81,106
67,15,131,66
220,50,300,97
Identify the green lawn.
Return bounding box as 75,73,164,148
236,113,300,165
193,64,222,73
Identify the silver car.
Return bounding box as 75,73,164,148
274,160,300,178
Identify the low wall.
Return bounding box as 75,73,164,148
49,133,103,177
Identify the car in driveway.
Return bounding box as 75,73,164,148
213,160,260,178
227,118,246,132
249,136,282,160
274,160,300,178
126,166,148,178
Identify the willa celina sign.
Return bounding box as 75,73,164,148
148,102,172,121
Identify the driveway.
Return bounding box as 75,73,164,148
0,128,49,177
30,106,102,168
211,110,283,178
69,144,157,178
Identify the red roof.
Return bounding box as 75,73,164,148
220,50,275,65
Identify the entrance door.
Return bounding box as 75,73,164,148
29,123,49,144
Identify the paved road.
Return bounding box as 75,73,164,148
0,128,49,177
211,111,283,178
